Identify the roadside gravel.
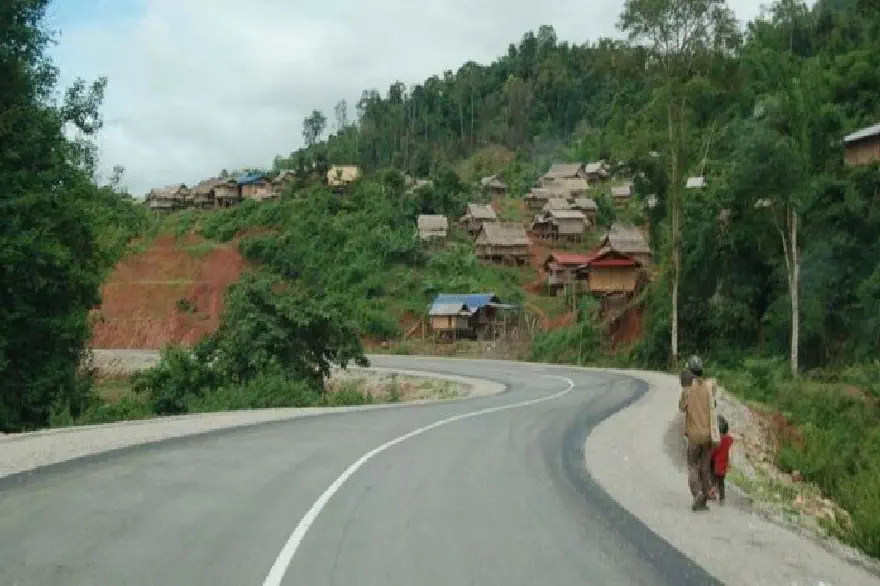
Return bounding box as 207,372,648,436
0,353,504,481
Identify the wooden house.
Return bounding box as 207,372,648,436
406,178,433,195
543,251,591,296
475,222,530,265
550,177,591,198
584,161,611,185
525,188,553,211
480,175,508,197
843,123,880,166
213,179,241,208
327,165,361,189
538,163,587,187
271,170,297,195
600,222,652,267
238,173,275,202
418,214,448,242
572,197,598,226
531,209,587,242
541,197,572,212
460,203,498,237
147,184,188,213
577,247,642,295
191,179,219,210
611,183,633,207
429,293,516,340
429,302,473,340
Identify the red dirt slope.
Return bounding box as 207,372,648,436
91,234,245,349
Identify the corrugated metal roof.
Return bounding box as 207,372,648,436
844,123,880,144
429,302,471,316
433,294,500,310
237,173,266,185
686,176,707,189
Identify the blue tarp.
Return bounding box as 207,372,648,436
236,172,266,185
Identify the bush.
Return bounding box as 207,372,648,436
132,346,219,415
185,373,322,412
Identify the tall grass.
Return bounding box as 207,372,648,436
720,358,880,557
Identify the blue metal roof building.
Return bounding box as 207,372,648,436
432,294,500,311
236,172,267,185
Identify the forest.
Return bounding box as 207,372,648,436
280,0,880,377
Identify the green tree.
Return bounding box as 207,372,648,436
619,0,739,365
0,0,137,431
302,109,327,147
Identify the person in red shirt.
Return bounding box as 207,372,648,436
710,416,733,503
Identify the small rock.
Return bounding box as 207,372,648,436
792,470,803,483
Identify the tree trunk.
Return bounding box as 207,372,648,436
790,210,799,377
667,96,681,367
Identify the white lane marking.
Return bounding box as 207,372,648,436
261,375,575,586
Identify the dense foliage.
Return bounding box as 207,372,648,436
0,1,149,432
280,0,880,373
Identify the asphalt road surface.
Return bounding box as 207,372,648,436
0,357,720,586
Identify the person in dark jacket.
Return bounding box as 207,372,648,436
678,356,714,511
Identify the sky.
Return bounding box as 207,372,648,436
48,0,773,196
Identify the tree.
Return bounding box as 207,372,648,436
334,99,348,133
0,0,132,430
302,109,327,147
619,0,738,365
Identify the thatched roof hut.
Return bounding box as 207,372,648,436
541,163,586,183
542,197,572,212
460,203,498,236
584,161,610,181
475,222,530,264
572,197,597,212
601,222,652,266
191,179,220,209
480,174,508,195
147,184,188,212
418,214,449,241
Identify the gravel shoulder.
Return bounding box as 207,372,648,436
0,352,504,481
584,369,880,586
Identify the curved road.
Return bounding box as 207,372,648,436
0,357,718,586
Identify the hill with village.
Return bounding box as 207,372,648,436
4,0,880,562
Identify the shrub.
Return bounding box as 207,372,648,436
185,373,322,412
132,346,219,415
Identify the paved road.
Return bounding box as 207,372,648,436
0,357,719,586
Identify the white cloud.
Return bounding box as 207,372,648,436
53,0,772,195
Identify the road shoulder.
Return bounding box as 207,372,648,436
0,368,504,481
584,370,880,586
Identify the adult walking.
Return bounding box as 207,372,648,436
678,355,717,511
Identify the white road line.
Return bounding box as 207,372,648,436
260,375,575,586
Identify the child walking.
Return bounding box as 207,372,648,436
710,416,733,503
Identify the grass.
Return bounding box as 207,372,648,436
718,358,880,558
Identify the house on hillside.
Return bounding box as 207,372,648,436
214,178,241,208
541,197,572,212
572,197,598,225
271,170,297,195
525,188,553,211
460,203,498,237
406,178,433,195
147,184,188,213
429,293,518,340
480,174,508,197
418,214,449,242
550,177,591,198
584,161,611,185
543,251,591,296
428,302,472,340
531,209,587,242
538,163,587,187
686,176,707,190
238,173,275,202
843,123,880,166
327,165,361,190
475,222,530,265
576,246,643,296
599,222,652,267
611,183,633,207
191,179,219,210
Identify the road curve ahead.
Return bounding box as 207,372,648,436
0,357,719,586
